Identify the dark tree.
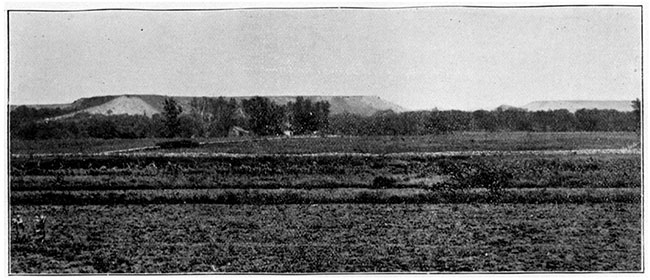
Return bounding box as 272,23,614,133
178,115,204,138
163,98,183,138
242,96,285,136
472,110,498,132
290,97,312,134
288,97,330,134
87,118,119,139
189,97,240,137
326,112,365,135
314,100,331,132
209,97,239,137
632,98,641,132
189,97,211,137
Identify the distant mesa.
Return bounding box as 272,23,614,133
521,100,635,113
495,100,635,113
12,96,635,119
12,94,406,119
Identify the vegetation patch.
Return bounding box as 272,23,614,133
11,153,640,192
10,203,641,273
10,188,640,205
7,133,642,273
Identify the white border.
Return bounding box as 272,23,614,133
1,1,647,279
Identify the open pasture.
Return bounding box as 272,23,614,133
10,131,639,155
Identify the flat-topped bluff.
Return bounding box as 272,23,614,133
12,94,407,118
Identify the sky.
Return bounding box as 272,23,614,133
8,6,642,111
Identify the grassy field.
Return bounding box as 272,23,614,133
10,131,640,155
11,203,641,273
11,153,641,192
10,138,161,154
177,132,639,154
9,132,643,273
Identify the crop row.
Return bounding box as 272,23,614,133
11,153,639,175
10,154,641,191
11,188,640,205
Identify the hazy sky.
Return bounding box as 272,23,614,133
9,7,641,110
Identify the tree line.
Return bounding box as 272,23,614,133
10,96,331,140
325,107,639,136
10,97,640,140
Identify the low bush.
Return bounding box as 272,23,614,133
441,158,513,198
372,176,398,188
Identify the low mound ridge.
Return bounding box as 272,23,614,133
46,96,161,121
81,96,161,116
522,100,634,112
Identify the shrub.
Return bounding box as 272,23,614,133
11,214,47,244
443,159,513,198
372,176,398,188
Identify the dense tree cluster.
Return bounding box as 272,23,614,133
326,107,640,136
11,106,73,120
10,96,333,140
287,97,330,134
187,97,241,137
242,96,287,136
11,113,165,140
632,98,641,132
10,98,640,140
162,98,183,138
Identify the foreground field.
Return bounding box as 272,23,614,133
11,203,641,273
9,133,642,273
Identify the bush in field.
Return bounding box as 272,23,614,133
441,159,513,198
372,176,398,188
11,214,47,244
